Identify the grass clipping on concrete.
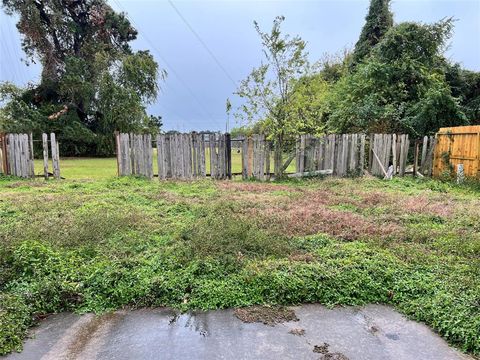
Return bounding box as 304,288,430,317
0,176,479,356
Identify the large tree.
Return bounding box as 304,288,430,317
350,0,393,67
327,19,467,136
1,0,163,155
235,16,308,176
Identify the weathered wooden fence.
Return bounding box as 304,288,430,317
116,132,437,181
295,134,366,177
369,134,410,177
116,133,154,178
116,132,232,180
417,135,436,177
0,133,60,179
1,133,35,178
433,125,480,179
42,133,61,179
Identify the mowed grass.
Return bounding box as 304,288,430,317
33,150,296,179
0,175,479,356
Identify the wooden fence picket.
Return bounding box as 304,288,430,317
114,131,428,181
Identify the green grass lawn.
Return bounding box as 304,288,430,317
33,150,296,179
0,176,479,356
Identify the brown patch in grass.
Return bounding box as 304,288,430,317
288,253,315,263
314,343,350,360
399,195,454,218
221,191,284,205
234,306,298,326
259,202,401,241
216,181,297,193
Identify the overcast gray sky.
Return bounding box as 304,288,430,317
1,0,479,132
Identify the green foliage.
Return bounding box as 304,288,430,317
284,73,330,135
0,293,31,355
326,20,468,136
0,177,479,355
235,16,308,140
177,203,293,263
1,0,164,156
351,0,393,67
445,64,480,122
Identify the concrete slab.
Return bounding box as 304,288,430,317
5,304,471,360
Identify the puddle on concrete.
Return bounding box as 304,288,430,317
6,304,471,360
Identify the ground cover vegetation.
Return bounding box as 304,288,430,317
0,176,478,355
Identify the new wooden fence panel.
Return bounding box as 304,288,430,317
433,125,480,178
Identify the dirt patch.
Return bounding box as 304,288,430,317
322,353,350,360
313,342,350,360
216,182,296,193
289,328,305,336
313,343,330,354
234,306,298,326
288,253,315,263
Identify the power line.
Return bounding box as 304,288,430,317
111,0,225,130
167,0,238,88
1,16,24,85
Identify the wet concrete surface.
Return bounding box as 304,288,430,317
5,304,472,360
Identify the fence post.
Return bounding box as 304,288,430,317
359,134,366,175
265,139,270,180
247,136,253,178
413,140,420,177
1,134,7,174
28,133,34,177
226,133,232,179
426,136,436,177
50,133,60,179
420,135,428,174
42,133,49,179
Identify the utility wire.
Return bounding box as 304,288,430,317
167,0,238,88
111,0,224,130
1,16,23,84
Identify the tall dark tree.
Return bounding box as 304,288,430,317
351,0,393,67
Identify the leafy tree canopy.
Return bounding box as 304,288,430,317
326,19,468,136
1,0,164,155
234,16,309,175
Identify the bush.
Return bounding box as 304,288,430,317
0,293,31,355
